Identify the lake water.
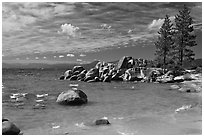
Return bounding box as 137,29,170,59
2,68,202,135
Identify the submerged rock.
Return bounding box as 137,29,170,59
94,117,111,125
178,87,196,93
2,119,21,135
170,85,180,90
175,105,192,113
56,89,88,105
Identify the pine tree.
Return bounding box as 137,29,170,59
154,14,174,72
174,5,197,67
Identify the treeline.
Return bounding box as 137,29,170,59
154,5,197,72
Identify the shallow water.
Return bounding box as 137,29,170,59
2,69,202,135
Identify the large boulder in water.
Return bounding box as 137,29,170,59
2,119,21,135
116,56,133,69
56,89,88,105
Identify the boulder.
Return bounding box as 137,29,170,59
95,61,102,69
157,76,174,83
64,70,72,79
2,119,21,135
87,77,100,83
85,68,99,81
72,66,85,74
94,117,110,125
173,76,184,82
111,71,123,81
178,87,196,93
69,75,78,81
72,71,81,76
183,73,197,81
116,56,133,69
123,68,144,81
59,75,65,80
179,82,202,93
77,74,86,81
170,85,180,90
56,89,88,105
103,75,111,82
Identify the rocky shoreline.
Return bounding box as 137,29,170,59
59,56,202,94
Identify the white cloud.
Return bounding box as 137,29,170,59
148,16,175,30
35,57,39,59
43,56,47,59
59,55,64,58
34,51,40,54
79,54,86,57
53,56,57,58
58,23,79,38
2,3,75,32
67,53,75,57
26,57,29,60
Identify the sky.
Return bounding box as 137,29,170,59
2,2,202,64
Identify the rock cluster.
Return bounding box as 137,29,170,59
60,56,201,84
170,73,202,93
60,56,151,83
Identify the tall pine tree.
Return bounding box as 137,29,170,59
174,5,197,67
155,14,174,72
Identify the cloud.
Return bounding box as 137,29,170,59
79,54,86,57
2,2,201,61
58,23,80,38
2,3,75,32
43,56,47,59
53,56,57,58
34,51,40,54
35,57,39,59
59,55,64,58
148,16,175,31
67,53,75,57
